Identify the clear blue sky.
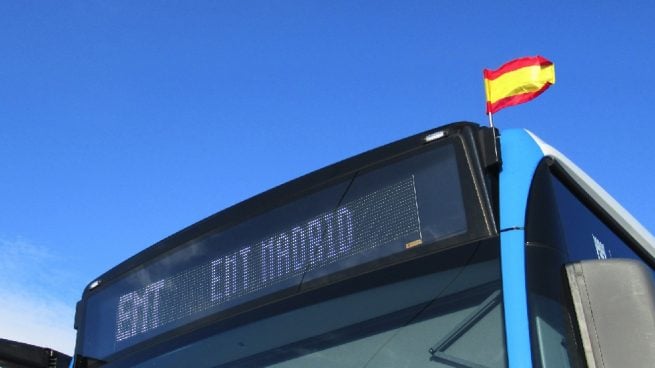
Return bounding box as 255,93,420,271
1,1,654,354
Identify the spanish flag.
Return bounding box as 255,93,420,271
484,56,555,114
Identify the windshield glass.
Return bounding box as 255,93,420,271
82,138,492,360
78,127,502,366
127,241,506,368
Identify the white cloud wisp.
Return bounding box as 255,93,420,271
0,237,77,354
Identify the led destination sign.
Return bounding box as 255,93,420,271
81,142,471,359
115,177,421,343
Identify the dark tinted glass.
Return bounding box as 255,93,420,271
552,176,647,263
81,140,477,360
125,241,506,368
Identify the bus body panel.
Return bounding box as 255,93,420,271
498,129,545,368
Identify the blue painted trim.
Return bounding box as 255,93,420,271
499,129,544,368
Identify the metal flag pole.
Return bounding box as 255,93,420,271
487,112,500,164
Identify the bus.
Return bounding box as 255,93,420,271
71,122,655,368
0,338,71,368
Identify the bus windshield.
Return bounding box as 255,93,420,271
133,242,505,368
74,124,502,367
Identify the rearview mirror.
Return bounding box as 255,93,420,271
564,258,655,367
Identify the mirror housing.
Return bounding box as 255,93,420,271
565,258,655,367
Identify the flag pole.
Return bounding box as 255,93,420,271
487,111,500,163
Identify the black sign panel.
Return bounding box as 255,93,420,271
115,177,421,342
81,141,475,359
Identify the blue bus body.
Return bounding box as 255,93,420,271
501,129,655,367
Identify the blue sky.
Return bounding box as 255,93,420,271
1,1,654,355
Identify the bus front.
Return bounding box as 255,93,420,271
72,122,655,367
72,123,506,367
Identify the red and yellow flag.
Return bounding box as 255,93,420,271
484,56,555,114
